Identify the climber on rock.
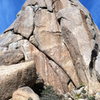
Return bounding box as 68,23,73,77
91,43,98,62
89,43,99,76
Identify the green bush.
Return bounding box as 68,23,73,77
40,86,64,100
88,96,95,100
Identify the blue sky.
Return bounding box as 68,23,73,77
80,0,100,29
0,0,25,33
0,0,100,33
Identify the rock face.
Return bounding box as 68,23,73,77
0,0,100,97
0,61,36,100
0,49,24,65
14,6,34,38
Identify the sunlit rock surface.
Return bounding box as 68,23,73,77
0,0,100,99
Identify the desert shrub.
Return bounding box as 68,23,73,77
40,86,63,100
88,96,95,100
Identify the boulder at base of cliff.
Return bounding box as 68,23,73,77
12,86,40,100
0,61,36,100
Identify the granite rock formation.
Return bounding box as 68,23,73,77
0,61,36,100
0,0,100,99
12,87,40,100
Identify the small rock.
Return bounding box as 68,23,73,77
73,87,85,95
63,93,69,98
9,99,12,100
68,98,72,100
95,92,100,100
12,86,40,100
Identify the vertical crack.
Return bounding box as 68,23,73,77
61,26,88,84
29,40,77,88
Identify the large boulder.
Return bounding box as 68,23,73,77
0,61,36,100
0,49,24,65
0,31,22,47
14,6,34,38
12,87,40,100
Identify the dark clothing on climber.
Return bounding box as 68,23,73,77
91,48,98,61
89,43,99,76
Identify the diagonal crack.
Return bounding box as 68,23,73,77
29,40,77,88
6,27,77,89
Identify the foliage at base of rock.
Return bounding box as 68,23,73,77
88,96,95,100
40,86,64,100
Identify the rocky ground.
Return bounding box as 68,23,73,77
8,85,100,100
